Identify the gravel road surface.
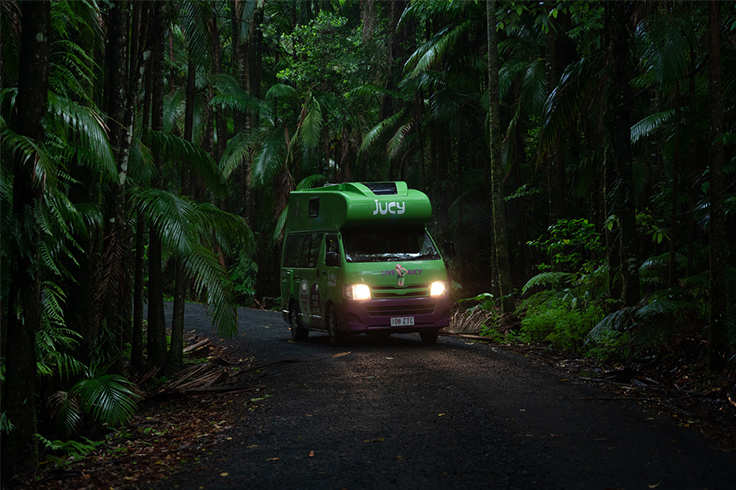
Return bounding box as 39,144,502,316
157,303,736,490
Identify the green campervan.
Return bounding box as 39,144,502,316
280,181,451,346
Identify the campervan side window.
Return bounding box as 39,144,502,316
283,232,322,268
308,197,319,218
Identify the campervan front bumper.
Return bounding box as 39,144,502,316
341,296,451,333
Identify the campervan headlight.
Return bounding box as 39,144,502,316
429,281,448,298
345,284,372,301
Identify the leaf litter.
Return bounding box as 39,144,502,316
26,333,267,490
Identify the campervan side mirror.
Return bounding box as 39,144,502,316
325,251,340,267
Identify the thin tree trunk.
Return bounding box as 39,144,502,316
2,0,50,481
169,55,198,373
147,1,168,368
608,1,640,307
707,0,727,370
487,0,514,313
132,212,145,371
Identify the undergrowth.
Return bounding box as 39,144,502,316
454,218,734,367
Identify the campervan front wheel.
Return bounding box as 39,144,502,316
326,305,345,347
290,303,309,341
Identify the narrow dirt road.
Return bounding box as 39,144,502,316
158,303,735,490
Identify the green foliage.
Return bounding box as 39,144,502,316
48,360,139,436
35,282,84,379
521,272,572,295
230,238,259,306
1,412,14,435
519,292,605,351
132,187,251,338
527,218,603,273
277,11,364,95
585,288,706,361
635,210,669,244
36,434,105,468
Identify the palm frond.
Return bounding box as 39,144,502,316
210,73,264,113
348,83,402,100
387,122,413,160
48,390,83,435
163,88,185,135
635,13,698,89
180,0,214,69
219,129,258,179
273,206,289,242
522,271,572,295
631,109,674,144
132,188,196,254
251,128,288,186
71,371,138,427
46,93,116,182
295,174,327,190
300,95,323,149
265,83,298,101
637,288,694,319
181,244,238,338
405,20,473,78
522,58,548,115
539,55,601,157
359,110,405,154
210,91,263,114
146,130,226,197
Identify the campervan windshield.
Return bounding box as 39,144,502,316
342,228,440,263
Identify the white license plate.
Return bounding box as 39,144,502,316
391,316,415,326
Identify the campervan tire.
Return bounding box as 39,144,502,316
326,305,344,347
420,328,439,344
290,304,308,341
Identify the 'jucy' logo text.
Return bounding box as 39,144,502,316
373,200,406,215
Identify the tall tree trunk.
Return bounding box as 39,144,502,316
707,0,727,370
2,0,50,481
607,1,640,307
147,1,168,368
169,55,197,373
486,0,514,313
102,0,132,373
544,23,563,226
130,0,149,372
361,0,376,45
207,3,226,163
246,6,263,226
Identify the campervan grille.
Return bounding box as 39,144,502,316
366,304,436,317
371,285,428,299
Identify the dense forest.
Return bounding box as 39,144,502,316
2,0,735,483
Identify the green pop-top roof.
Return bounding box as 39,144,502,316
285,182,433,232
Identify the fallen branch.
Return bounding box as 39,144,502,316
183,338,210,353
439,331,493,342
